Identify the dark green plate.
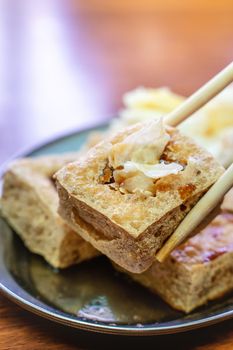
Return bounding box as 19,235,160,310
0,124,233,335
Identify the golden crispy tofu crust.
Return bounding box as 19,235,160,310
55,123,224,273
1,154,99,268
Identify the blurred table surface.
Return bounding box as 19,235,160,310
0,0,233,349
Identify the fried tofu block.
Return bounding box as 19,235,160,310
55,120,224,273
1,155,99,268
124,212,233,312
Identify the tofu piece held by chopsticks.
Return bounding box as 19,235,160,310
55,119,224,273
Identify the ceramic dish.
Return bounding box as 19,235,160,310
0,124,233,336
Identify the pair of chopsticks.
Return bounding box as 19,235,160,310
156,61,233,262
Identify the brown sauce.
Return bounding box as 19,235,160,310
178,184,196,200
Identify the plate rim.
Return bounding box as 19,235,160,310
0,123,233,336
1,281,233,336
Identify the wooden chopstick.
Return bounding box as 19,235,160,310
156,163,233,262
155,62,233,262
164,61,233,127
